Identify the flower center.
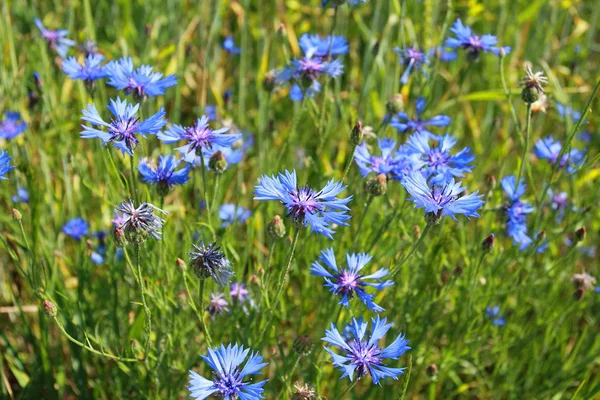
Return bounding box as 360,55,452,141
334,270,361,296
427,149,449,168
109,117,140,151
214,371,243,397
348,340,382,378
288,185,323,222
184,125,213,152
467,36,483,51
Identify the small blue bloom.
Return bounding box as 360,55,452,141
157,116,241,164
208,292,230,316
485,306,505,326
12,188,29,203
62,54,108,82
501,176,535,250
138,155,191,189
429,47,457,62
405,132,474,185
81,97,167,156
556,103,582,122
311,248,393,312
254,170,352,239
354,138,417,180
299,34,349,58
394,47,430,84
445,19,510,57
34,18,75,58
390,97,451,136
0,112,27,140
62,217,89,240
0,150,15,180
187,343,268,399
534,136,585,173
79,39,100,56
204,105,218,121
222,36,241,54
401,172,484,221
219,204,251,228
105,57,177,98
548,189,568,222
323,316,410,384
595,286,600,293
91,252,104,265
230,283,249,304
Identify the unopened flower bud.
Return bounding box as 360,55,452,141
482,234,495,253
425,210,442,226
12,208,22,221
365,173,387,196
263,70,277,92
536,230,546,242
521,87,540,104
574,288,585,301
487,175,496,190
426,363,438,377
293,335,314,356
250,274,260,285
454,265,463,277
157,180,170,197
176,258,187,272
386,94,404,115
440,268,450,284
351,121,363,145
575,227,586,242
113,227,127,247
209,151,228,174
43,300,57,318
86,239,94,249
267,215,286,239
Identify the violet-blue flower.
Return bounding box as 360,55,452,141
207,293,230,316
445,19,510,57
34,18,75,58
222,36,241,54
187,343,268,399
354,138,410,178
299,34,349,58
401,171,483,221
485,306,506,326
105,57,177,98
62,217,89,240
501,176,535,250
0,151,15,180
230,283,249,304
138,155,191,190
81,97,167,155
12,188,29,203
323,316,410,384
390,97,451,136
556,103,582,122
0,112,27,140
219,204,251,228
394,47,429,84
254,170,352,239
534,136,585,173
310,248,393,312
62,54,108,82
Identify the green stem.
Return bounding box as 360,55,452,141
390,223,433,278
336,380,358,400
134,243,151,359
199,279,213,347
261,241,277,309
341,144,357,182
211,173,220,214
466,252,487,318
516,104,532,186
199,152,212,226
350,195,373,250
129,154,138,203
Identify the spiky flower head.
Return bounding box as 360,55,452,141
187,343,268,399
390,97,451,137
230,283,249,304
189,242,234,286
444,19,510,59
81,97,167,156
485,306,506,326
115,200,167,243
323,316,410,384
292,382,317,400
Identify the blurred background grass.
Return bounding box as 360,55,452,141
1,0,599,398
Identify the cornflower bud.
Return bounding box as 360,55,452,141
293,335,314,356
209,151,227,174
482,234,495,253
267,215,286,240
386,94,404,115
43,300,57,318
351,121,363,145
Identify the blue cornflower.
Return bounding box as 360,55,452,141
222,36,241,54
534,136,585,173
138,155,190,192
208,292,230,316
556,103,582,122
91,252,104,265
204,105,217,121
34,18,75,58
0,151,15,180
401,171,483,221
254,170,352,239
219,204,251,228
62,54,108,82
501,176,535,250
445,19,510,57
0,112,27,140
394,47,430,84
81,97,167,155
105,57,177,98
429,47,457,62
323,316,410,384
230,283,249,304
12,188,29,203
405,132,474,185
62,217,89,240
299,34,349,58
485,306,506,326
310,248,393,312
187,343,268,399
157,116,241,164
548,189,568,222
355,138,407,178
390,97,451,136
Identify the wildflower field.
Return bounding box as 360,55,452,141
1,0,599,398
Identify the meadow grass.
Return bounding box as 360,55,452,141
0,0,599,398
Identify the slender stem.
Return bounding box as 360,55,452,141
336,380,358,400
516,104,532,186
211,174,220,215
341,144,357,182
134,243,151,359
52,318,138,362
466,252,487,318
350,195,373,250
129,154,138,203
390,223,433,278
499,53,523,134
261,241,277,309
199,152,212,226
259,229,301,342
198,279,212,347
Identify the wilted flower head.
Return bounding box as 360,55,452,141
106,57,177,98
34,18,75,58
390,97,451,136
299,34,349,58
207,293,230,316
81,97,167,155
189,242,233,286
405,132,474,185
62,54,108,83
138,155,190,195
115,200,167,243
230,283,249,304
0,151,14,180
292,382,317,400
531,93,548,113
485,306,506,326
254,170,352,239
394,47,430,84
520,64,548,94
571,273,596,290
310,248,393,312
222,36,241,54
157,116,241,164
323,316,410,384
534,136,584,174
187,343,268,399
445,19,510,57
219,204,251,228
0,112,27,140
401,172,484,222
62,217,89,240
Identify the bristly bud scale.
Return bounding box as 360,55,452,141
293,335,314,356
267,215,286,240
386,93,404,115
351,121,363,145
113,227,127,247
208,151,228,174
365,173,387,196
189,242,234,286
43,300,57,318
482,233,495,253
292,382,317,400
176,257,187,272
